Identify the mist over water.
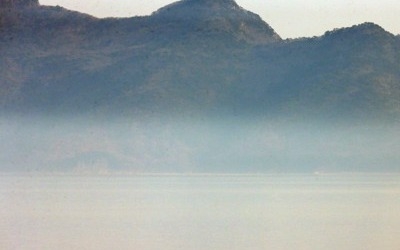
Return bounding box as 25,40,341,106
1,174,400,250
1,116,400,173
2,1,400,249
2,115,400,249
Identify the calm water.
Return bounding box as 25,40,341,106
1,174,400,250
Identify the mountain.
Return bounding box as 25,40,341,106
0,0,399,121
151,0,281,44
1,0,400,173
245,23,400,120
0,0,38,8
0,0,400,121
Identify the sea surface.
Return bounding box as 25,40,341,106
1,173,400,250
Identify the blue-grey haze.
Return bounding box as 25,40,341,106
1,117,400,173
1,0,400,174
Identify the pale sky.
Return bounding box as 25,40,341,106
39,0,400,38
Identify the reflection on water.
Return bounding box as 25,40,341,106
1,174,400,250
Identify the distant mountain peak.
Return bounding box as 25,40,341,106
186,0,239,6
153,0,242,17
155,0,239,12
152,0,281,44
0,0,39,8
324,22,394,39
350,22,389,34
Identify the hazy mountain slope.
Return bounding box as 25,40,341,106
1,0,399,122
151,0,281,44
243,23,400,120
1,0,400,173
0,0,39,8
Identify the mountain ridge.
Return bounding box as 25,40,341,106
149,0,281,44
1,0,399,122
1,0,400,173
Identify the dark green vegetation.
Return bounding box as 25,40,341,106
1,0,399,121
